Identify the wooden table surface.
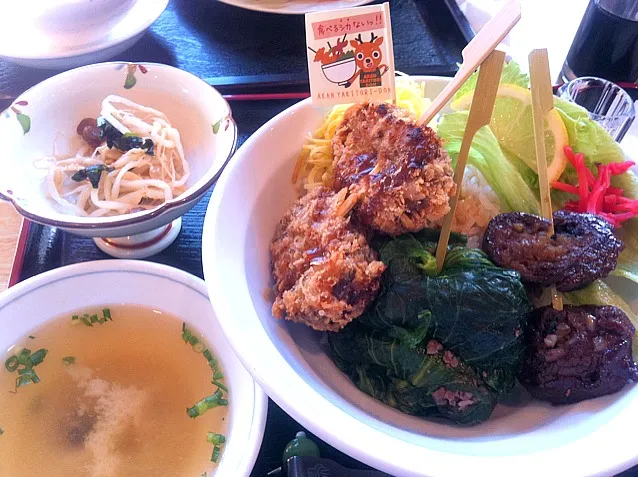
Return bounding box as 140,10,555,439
0,203,22,293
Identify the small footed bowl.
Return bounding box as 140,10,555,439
0,62,237,257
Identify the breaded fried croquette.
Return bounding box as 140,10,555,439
332,102,456,236
270,186,385,332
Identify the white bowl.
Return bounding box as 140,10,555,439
322,58,357,85
0,62,237,241
202,76,638,477
0,260,267,476
0,0,168,69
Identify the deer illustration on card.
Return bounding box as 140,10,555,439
346,33,389,88
305,3,395,106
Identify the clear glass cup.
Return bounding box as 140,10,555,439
558,76,635,142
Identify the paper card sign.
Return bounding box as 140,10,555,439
305,3,396,106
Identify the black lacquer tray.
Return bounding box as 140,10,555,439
0,0,470,103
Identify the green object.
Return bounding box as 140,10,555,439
211,445,221,462
72,310,112,326
16,348,31,365
71,165,115,189
5,355,19,372
207,432,226,445
16,113,31,135
5,348,47,388
328,243,531,425
454,60,529,101
554,99,638,286
187,389,227,418
212,379,228,393
212,118,222,134
614,219,638,286
330,325,497,425
438,111,541,215
62,356,76,366
282,431,320,464
28,349,47,366
361,243,529,391
124,72,137,89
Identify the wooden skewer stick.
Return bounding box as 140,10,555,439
417,0,520,126
434,50,506,271
529,49,563,311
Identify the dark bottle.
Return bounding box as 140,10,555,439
562,0,638,83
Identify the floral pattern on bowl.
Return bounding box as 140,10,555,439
0,62,237,239
5,101,31,135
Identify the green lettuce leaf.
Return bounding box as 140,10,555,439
555,97,625,168
614,218,638,285
553,97,638,199
454,60,529,101
438,111,540,214
553,98,638,286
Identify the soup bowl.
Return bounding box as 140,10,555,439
0,62,237,258
202,76,638,476
0,260,267,476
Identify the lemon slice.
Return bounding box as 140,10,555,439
451,84,569,183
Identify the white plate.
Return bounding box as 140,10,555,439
216,0,370,15
0,260,267,477
202,76,638,477
0,0,168,68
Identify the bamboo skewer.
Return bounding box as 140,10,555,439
434,50,506,271
529,49,563,311
417,0,521,126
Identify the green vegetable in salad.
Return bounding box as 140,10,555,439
454,60,529,101
445,60,638,289
438,111,541,214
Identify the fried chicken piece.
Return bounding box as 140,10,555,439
271,186,386,331
332,102,456,236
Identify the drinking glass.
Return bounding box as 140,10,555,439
558,76,635,142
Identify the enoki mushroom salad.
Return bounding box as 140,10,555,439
37,95,189,217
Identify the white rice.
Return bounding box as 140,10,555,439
447,165,502,248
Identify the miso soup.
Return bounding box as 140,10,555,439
0,305,229,477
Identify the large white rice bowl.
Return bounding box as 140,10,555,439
202,76,638,477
